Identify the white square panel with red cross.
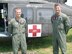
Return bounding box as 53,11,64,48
28,24,42,37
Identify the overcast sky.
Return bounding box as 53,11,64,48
65,0,72,6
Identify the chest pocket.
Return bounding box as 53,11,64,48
13,22,19,28
20,24,24,28
57,17,64,30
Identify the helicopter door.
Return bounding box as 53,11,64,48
0,3,8,37
0,3,8,33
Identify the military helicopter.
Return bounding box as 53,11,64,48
0,0,72,37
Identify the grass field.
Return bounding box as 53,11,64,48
0,29,72,54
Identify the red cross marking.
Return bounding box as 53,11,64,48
29,25,40,37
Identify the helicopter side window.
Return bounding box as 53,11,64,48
37,8,53,23
26,8,34,24
13,7,33,24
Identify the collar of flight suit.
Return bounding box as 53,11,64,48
15,17,21,22
54,13,62,20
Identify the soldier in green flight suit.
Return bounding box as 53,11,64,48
51,3,71,54
8,8,27,54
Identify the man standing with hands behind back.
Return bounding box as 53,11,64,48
51,3,70,54
8,8,27,54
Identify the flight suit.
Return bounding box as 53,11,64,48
8,18,27,54
51,13,70,54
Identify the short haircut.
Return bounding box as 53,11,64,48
15,7,22,11
54,3,61,7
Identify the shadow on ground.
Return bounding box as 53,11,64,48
0,37,12,52
0,28,72,52
0,36,52,52
27,36,52,50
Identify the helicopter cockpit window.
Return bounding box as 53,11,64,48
37,8,53,23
